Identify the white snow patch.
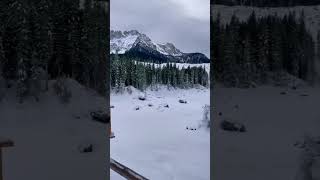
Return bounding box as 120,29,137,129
111,87,210,180
110,35,139,54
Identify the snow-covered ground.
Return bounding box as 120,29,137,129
110,86,210,180
213,85,320,180
0,79,108,180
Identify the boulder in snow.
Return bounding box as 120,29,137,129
78,143,93,153
179,99,187,104
220,119,246,132
280,91,287,95
300,94,309,97
73,115,81,119
138,92,147,101
90,110,110,124
134,106,140,110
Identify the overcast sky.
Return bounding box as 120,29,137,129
111,0,210,57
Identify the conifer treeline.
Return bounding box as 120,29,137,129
213,0,320,7
212,11,315,87
111,56,209,91
0,0,108,100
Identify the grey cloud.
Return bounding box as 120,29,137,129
111,0,210,57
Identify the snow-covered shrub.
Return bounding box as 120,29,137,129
53,78,72,103
201,104,210,128
138,92,147,101
294,135,320,180
16,59,29,103
295,148,314,180
0,75,5,101
126,86,133,94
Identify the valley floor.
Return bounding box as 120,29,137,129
110,86,210,180
213,85,320,180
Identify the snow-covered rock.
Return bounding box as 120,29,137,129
220,119,246,132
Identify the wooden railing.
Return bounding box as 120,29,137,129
110,158,149,180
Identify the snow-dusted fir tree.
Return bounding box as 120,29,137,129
119,59,126,93
17,58,28,103
179,67,186,89
0,38,4,100
114,50,122,92
16,1,31,103
136,62,146,91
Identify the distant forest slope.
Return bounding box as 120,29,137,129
212,11,318,87
0,0,108,103
111,55,209,91
212,0,320,7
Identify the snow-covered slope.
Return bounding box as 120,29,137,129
0,79,108,180
212,5,320,38
110,30,183,56
110,30,140,54
213,85,320,180
156,43,183,56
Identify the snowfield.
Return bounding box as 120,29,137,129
110,86,210,180
213,85,320,180
110,34,139,54
0,79,108,180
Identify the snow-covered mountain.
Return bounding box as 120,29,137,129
110,30,209,63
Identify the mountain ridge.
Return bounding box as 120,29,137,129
110,30,210,63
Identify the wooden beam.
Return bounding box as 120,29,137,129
110,158,149,180
0,138,14,180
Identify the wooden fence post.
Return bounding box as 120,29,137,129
0,138,14,180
